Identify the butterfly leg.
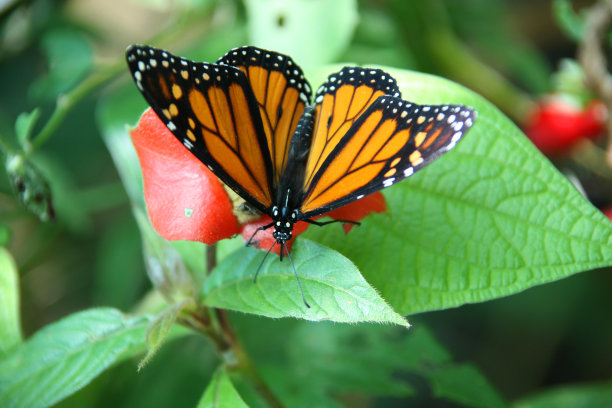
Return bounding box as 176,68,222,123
245,221,275,247
304,219,361,228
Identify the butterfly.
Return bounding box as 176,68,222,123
126,45,476,306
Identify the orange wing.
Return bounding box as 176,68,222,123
303,67,402,192
126,45,274,212
217,47,312,184
300,94,476,218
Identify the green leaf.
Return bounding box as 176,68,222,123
553,0,584,42
0,223,10,246
428,365,507,408
305,66,612,315
138,298,194,371
197,366,249,408
0,308,152,408
30,28,93,101
14,109,40,150
0,247,22,356
202,239,408,326
243,320,503,407
244,0,358,70
514,382,612,408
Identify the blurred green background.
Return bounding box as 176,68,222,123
1,0,611,406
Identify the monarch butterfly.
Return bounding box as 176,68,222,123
126,45,475,306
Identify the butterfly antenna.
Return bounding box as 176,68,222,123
253,240,277,283
283,242,310,308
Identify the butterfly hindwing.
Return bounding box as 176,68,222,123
300,95,475,218
126,45,274,213
218,47,312,184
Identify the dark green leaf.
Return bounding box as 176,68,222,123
0,223,11,247
305,66,612,315
92,213,146,309
197,366,249,408
0,247,22,357
202,239,408,326
30,28,93,100
514,382,612,408
0,308,152,408
428,364,507,408
239,319,504,407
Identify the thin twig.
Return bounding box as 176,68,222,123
578,0,612,164
206,244,217,275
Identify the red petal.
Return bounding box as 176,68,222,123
130,108,239,244
327,192,387,233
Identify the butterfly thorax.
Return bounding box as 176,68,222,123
271,106,316,242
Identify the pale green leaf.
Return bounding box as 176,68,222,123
244,0,358,70
202,239,408,326
0,308,152,408
138,298,194,371
197,366,249,408
0,247,22,356
428,365,507,408
14,109,40,150
514,382,612,408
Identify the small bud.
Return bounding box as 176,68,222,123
5,153,55,222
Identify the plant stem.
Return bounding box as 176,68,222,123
28,62,124,153
199,244,283,407
206,243,217,275
215,308,283,408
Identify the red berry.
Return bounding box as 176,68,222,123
525,98,606,155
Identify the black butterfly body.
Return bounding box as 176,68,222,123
126,45,476,256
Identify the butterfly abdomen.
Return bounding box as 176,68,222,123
273,106,315,213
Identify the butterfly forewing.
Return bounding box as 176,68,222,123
300,95,475,218
304,67,402,191
126,45,274,213
218,47,312,184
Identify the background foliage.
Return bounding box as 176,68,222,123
1,0,612,407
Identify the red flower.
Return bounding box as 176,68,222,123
131,108,386,254
525,98,606,155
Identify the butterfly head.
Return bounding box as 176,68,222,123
271,205,299,244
